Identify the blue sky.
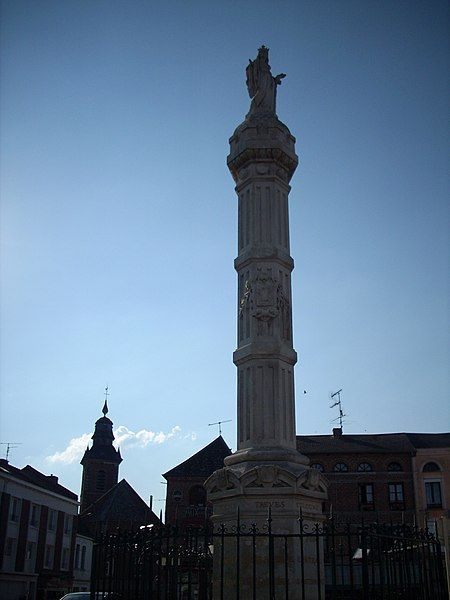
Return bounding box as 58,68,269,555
1,0,449,517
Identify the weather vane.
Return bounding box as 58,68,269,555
102,385,110,416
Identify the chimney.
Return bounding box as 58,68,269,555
333,427,342,438
0,458,9,468
48,474,58,484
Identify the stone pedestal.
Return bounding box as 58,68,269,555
206,458,327,599
206,47,328,599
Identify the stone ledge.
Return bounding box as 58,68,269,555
233,344,297,366
234,248,294,272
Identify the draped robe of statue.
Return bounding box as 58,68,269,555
246,45,284,117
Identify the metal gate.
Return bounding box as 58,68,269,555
91,514,448,599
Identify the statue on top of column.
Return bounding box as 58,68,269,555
246,46,286,118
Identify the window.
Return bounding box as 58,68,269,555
333,462,348,472
30,504,40,527
61,547,70,570
359,483,374,509
4,537,15,557
387,462,403,472
423,462,441,473
389,483,404,509
357,462,373,472
425,481,442,508
310,463,325,473
48,509,57,531
75,544,81,569
188,485,206,506
81,545,87,570
9,497,21,522
25,541,35,561
63,514,72,534
96,470,106,491
44,545,54,569
426,520,437,536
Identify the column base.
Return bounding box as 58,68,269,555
205,458,328,599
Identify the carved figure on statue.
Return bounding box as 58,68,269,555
239,280,252,317
246,45,286,118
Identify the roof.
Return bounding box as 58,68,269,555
0,459,77,501
79,478,159,524
81,444,122,462
297,432,450,455
404,433,450,448
80,412,122,464
163,436,232,479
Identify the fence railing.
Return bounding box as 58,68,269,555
91,513,448,600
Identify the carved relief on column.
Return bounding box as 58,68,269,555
238,267,292,342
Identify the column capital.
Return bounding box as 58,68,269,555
227,115,299,184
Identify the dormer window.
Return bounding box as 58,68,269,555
387,462,403,472
333,462,348,472
357,462,373,472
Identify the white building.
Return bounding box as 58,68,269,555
72,534,93,592
0,458,78,600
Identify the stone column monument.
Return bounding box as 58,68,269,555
205,47,327,598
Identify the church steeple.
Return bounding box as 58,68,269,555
80,391,122,513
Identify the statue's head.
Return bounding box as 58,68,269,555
258,45,269,62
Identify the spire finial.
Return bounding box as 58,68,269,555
102,386,109,416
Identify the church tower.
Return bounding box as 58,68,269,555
80,394,122,513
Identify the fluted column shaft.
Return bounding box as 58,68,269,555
228,117,299,454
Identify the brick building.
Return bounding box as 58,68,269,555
163,436,232,527
297,430,450,527
0,459,78,600
164,430,449,529
296,429,418,523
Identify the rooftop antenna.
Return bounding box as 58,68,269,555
329,389,347,431
208,419,232,436
0,442,22,461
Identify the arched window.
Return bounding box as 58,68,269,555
96,470,106,491
310,463,325,473
188,485,206,506
423,462,441,472
387,462,403,472
333,462,348,473
357,462,373,472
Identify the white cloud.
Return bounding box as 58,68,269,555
113,425,181,448
45,424,185,464
46,433,91,465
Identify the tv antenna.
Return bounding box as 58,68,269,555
208,419,232,435
0,442,22,461
329,389,346,431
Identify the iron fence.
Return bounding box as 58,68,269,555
91,513,448,599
